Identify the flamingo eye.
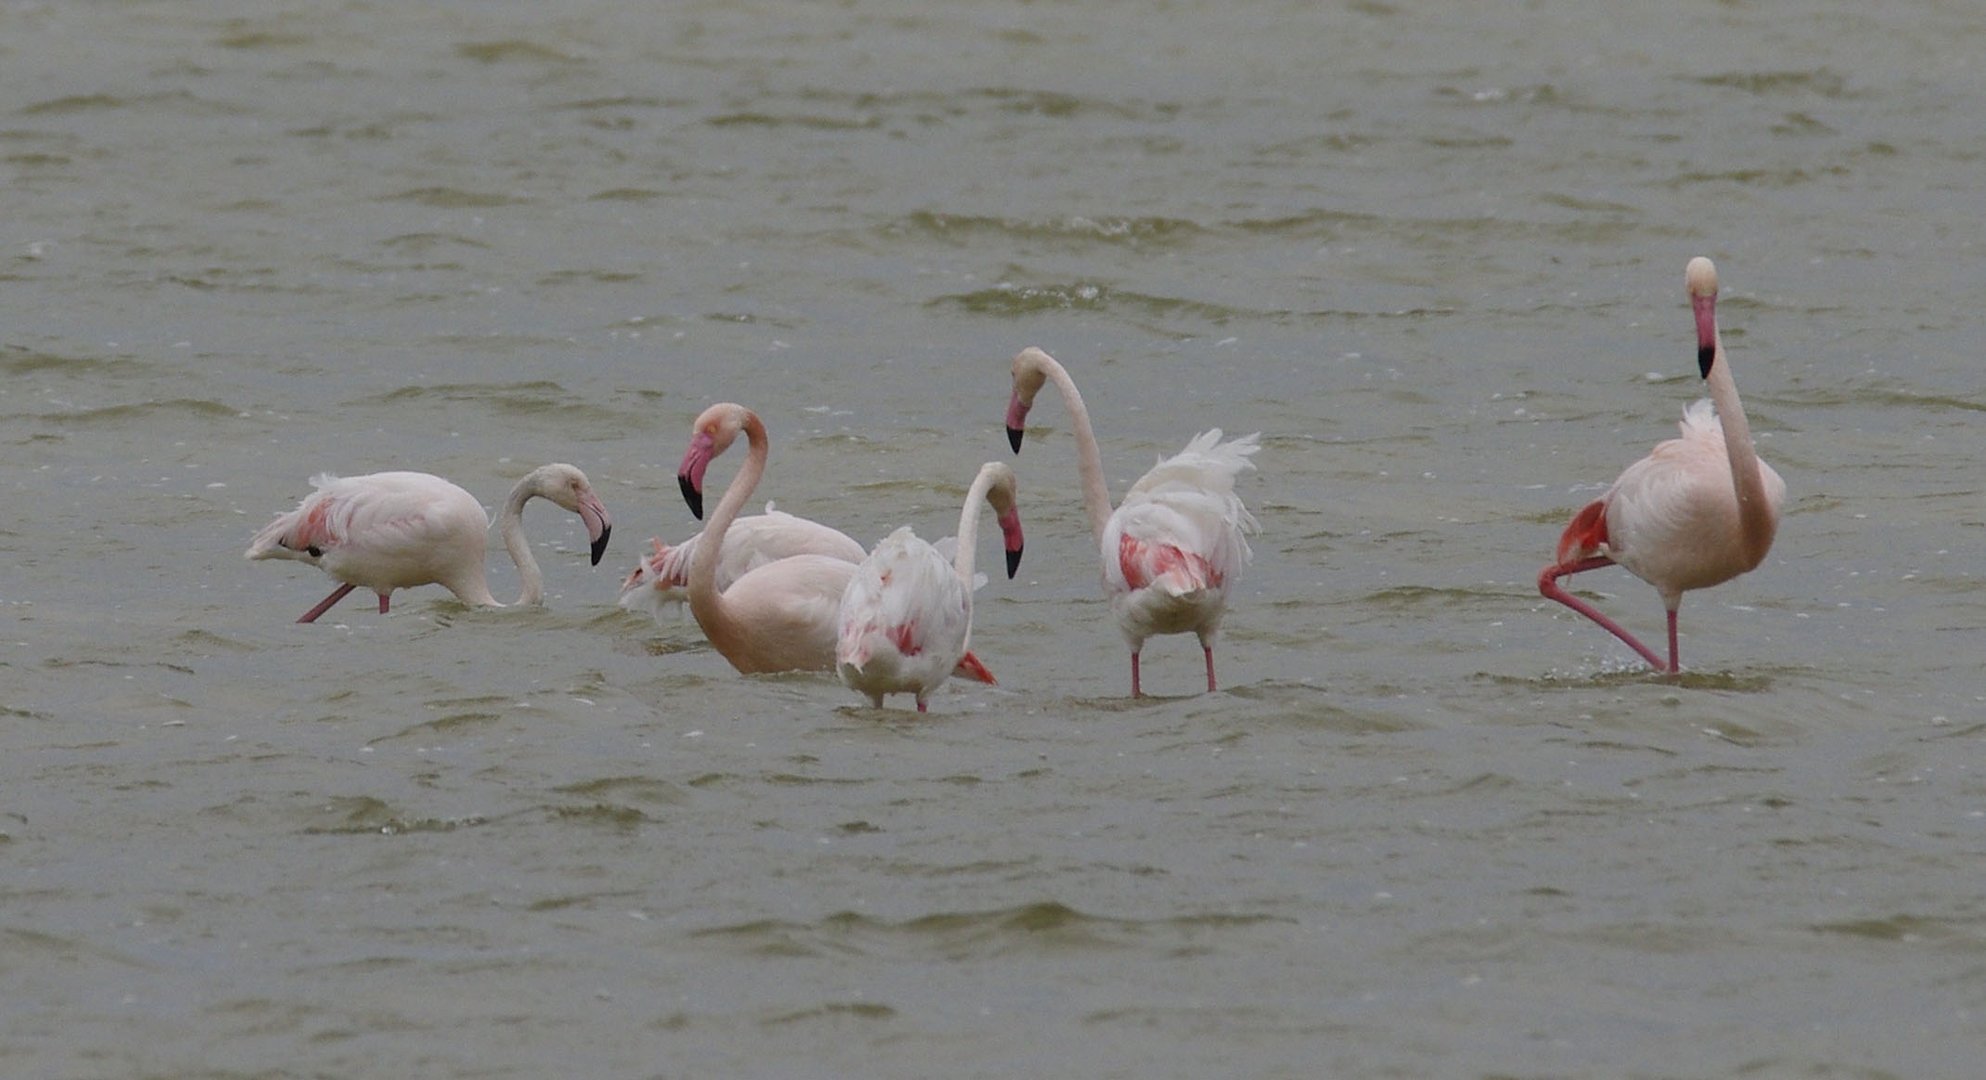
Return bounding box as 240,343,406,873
306,546,323,557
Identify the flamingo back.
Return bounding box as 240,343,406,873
697,553,855,673
247,472,491,595
619,504,867,617
836,527,971,704
1100,430,1261,647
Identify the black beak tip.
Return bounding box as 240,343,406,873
1006,426,1024,453
590,527,611,567
1697,344,1715,379
678,474,704,520
1006,546,1023,579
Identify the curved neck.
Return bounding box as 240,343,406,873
952,466,1000,584
1033,355,1114,542
497,480,543,606
688,412,768,627
1705,329,1775,566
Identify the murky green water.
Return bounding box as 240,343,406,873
4,1,1985,1076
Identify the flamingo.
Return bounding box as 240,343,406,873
616,503,864,619
246,464,612,623
1005,347,1261,697
836,462,1026,712
674,402,998,682
1538,256,1786,672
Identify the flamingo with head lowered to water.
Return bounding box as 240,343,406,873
247,463,612,622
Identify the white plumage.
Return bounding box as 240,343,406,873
1006,347,1261,696
1102,429,1261,658
247,465,612,622
617,503,865,620
836,463,1023,712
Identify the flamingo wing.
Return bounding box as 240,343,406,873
1103,429,1260,600
1603,399,1786,596
248,473,488,587
1097,430,1260,653
619,503,866,617
839,529,970,665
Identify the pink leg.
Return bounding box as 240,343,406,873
377,592,390,614
1130,651,1142,698
916,699,928,714
297,582,357,624
1204,646,1217,692
1538,558,1668,672
1666,608,1680,674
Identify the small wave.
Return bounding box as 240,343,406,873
706,112,881,131
929,282,1250,323
22,90,246,118
1693,68,1853,98
888,211,1207,250
385,187,529,209
553,775,686,807
378,232,492,253
1810,914,1967,942
693,900,1289,960
1359,584,1511,612
368,711,504,746
298,795,489,835
586,187,665,202
455,40,580,65
216,28,312,50
1,347,152,378
1666,165,1848,189
43,398,237,426
762,1002,896,1026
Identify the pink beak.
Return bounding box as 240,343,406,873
1692,292,1717,379
578,491,612,565
677,432,716,519
998,508,1025,579
1005,391,1032,452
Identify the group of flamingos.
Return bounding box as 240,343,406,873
249,257,1784,708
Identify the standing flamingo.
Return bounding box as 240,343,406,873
675,402,997,681
246,464,612,623
1538,256,1786,672
616,503,865,619
1005,347,1260,697
836,462,1026,712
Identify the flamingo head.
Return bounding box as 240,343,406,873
1686,256,1719,379
1007,347,1053,452
679,402,752,520
980,461,1025,579
522,464,614,565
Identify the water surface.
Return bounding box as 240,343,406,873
4,1,1985,1076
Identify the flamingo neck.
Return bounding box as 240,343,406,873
688,412,768,632
497,479,544,606
951,466,1000,585
1705,330,1776,568
1032,356,1114,543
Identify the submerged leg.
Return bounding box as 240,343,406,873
1666,607,1681,674
1204,646,1217,693
1538,557,1668,672
377,591,391,614
297,582,358,624
1130,651,1142,698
